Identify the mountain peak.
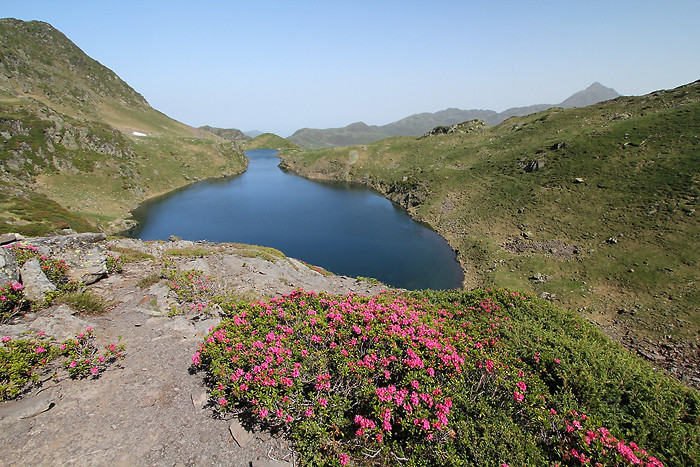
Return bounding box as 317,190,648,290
559,82,620,108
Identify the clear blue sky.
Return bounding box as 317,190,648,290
3,1,699,136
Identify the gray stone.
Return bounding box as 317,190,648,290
60,247,108,284
0,247,20,285
0,233,21,245
251,460,293,467
0,391,57,421
20,258,56,302
29,305,92,341
229,419,255,447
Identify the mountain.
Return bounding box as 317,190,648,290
288,83,621,149
243,130,264,138
559,81,621,108
0,18,247,234
198,125,251,142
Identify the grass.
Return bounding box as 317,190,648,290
231,243,287,262
276,81,700,347
54,291,110,315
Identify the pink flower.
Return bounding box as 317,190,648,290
192,351,201,365
69,360,77,368
516,381,527,392
513,391,524,402
218,398,227,406
339,454,349,465
1,336,11,342
319,397,328,406
90,367,99,375
35,347,46,354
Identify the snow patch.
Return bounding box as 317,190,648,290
132,131,147,137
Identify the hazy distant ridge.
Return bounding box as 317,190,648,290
289,82,620,149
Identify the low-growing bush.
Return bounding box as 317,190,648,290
0,328,125,400
0,282,27,323
193,289,697,466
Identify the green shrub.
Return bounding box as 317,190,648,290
0,282,28,323
193,289,690,466
0,328,125,400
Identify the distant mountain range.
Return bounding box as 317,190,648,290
288,82,620,149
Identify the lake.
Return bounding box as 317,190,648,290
127,149,464,290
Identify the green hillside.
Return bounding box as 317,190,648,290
0,18,248,233
277,81,700,387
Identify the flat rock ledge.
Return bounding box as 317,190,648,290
0,234,392,466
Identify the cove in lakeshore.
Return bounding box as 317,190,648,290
127,149,464,290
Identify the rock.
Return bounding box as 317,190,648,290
519,160,545,173
530,273,548,284
29,305,92,341
0,247,20,286
573,177,585,184
20,258,56,302
0,391,58,421
0,233,22,245
606,237,618,244
229,419,255,447
251,459,293,467
60,247,108,284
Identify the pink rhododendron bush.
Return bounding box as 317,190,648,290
193,289,699,466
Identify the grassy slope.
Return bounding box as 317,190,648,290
0,19,249,234
277,81,699,350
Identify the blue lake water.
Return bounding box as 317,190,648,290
127,149,464,290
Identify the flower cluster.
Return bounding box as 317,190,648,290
193,289,665,466
0,282,27,323
3,242,78,294
556,410,664,466
61,328,126,379
0,328,126,400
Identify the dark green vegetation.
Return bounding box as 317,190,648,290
278,81,700,384
288,83,620,149
0,18,248,234
196,288,699,466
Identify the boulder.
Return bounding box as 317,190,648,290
28,305,92,341
0,247,20,286
20,258,56,302
59,247,108,285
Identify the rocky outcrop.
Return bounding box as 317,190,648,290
421,119,487,138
